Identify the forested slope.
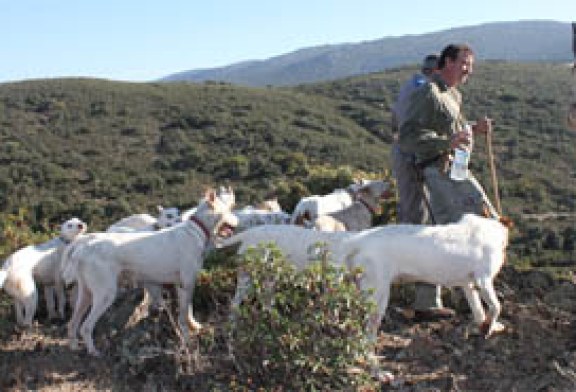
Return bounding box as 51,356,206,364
0,61,574,264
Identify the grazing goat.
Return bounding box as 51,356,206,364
218,224,356,324
0,217,87,326
61,189,238,356
221,214,512,344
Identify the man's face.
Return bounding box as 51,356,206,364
448,50,474,85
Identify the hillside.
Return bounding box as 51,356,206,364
0,61,575,262
302,61,576,265
161,20,572,86
0,78,392,231
1,60,576,391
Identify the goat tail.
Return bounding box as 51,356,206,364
0,269,7,288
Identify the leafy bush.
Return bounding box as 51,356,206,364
228,244,378,391
193,246,240,313
0,208,54,259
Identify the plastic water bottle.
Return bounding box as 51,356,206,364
450,148,470,181
449,124,473,181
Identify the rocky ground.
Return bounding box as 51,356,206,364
2,265,576,391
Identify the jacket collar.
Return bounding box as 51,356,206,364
431,73,450,92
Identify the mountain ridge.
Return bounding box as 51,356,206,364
161,20,572,86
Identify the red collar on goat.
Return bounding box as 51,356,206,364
189,215,210,243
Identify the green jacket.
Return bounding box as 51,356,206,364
398,74,468,164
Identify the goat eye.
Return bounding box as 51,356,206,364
167,214,173,219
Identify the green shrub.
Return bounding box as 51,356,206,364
193,246,240,313
0,208,54,259
228,244,378,391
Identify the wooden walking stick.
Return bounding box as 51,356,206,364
485,121,502,216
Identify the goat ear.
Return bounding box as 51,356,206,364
206,189,217,204
157,205,164,212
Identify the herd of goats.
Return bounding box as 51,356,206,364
0,179,512,382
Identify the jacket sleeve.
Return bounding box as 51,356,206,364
398,84,452,161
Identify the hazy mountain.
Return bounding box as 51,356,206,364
161,20,572,86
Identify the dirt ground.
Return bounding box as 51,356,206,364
2,265,576,391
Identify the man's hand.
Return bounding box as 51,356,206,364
450,130,472,150
472,116,493,135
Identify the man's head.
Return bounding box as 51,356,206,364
421,54,439,76
438,44,475,87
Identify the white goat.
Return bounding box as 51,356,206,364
183,191,288,231
346,215,512,341
254,197,282,212
106,205,180,233
290,187,357,226
290,179,386,226
235,207,291,231
221,214,512,343
314,180,392,231
0,217,87,326
181,186,235,222
61,189,238,356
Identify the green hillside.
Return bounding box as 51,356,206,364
297,61,576,265
0,78,390,229
0,61,575,265
297,61,576,218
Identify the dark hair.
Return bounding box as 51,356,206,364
438,44,474,69
421,54,439,73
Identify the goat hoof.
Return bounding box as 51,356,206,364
487,321,506,337
482,321,506,338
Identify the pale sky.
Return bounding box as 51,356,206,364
1,0,573,83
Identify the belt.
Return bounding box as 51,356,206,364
416,154,447,169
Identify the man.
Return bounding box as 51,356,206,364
391,54,438,226
399,43,498,319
